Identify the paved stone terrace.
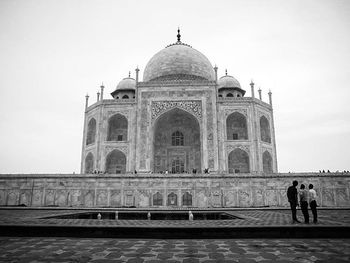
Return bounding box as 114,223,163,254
0,208,350,262
0,208,349,227
0,237,349,262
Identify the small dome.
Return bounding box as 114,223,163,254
218,74,241,89
116,77,136,90
143,43,215,82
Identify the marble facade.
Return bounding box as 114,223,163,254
81,31,277,177
0,173,349,208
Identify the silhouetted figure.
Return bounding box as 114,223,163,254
309,184,318,223
322,170,325,173
299,184,309,224
287,180,300,223
327,170,330,173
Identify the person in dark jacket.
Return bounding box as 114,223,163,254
287,180,301,223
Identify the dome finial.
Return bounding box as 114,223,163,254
177,27,181,42
128,71,131,78
225,69,228,76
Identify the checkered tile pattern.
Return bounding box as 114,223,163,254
0,238,349,262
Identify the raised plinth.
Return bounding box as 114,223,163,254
0,172,349,208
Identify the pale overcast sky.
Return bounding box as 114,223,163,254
0,0,349,173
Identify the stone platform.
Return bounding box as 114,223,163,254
1,208,349,238
0,172,349,208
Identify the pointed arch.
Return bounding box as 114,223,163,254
228,148,250,173
153,192,163,206
167,192,178,206
182,192,192,206
86,118,96,145
260,116,271,143
226,112,248,140
85,152,94,173
105,149,126,174
153,108,201,173
107,114,128,141
263,151,273,173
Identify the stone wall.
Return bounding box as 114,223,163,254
0,173,349,208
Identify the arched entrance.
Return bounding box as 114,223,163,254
263,151,273,173
107,114,128,142
260,116,271,143
86,118,96,145
153,108,201,173
226,112,248,140
228,148,250,173
84,152,94,173
105,149,126,174
167,192,178,206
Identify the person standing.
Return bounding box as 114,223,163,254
299,184,309,223
309,184,318,223
287,180,301,223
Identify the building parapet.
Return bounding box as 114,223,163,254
1,172,349,179
86,99,136,111
0,173,349,208
218,97,272,108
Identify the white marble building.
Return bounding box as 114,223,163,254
1,31,349,209
81,30,278,176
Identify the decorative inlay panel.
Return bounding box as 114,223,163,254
224,108,248,118
261,147,272,155
107,110,129,119
151,100,202,121
105,145,128,155
226,144,250,154
258,110,270,121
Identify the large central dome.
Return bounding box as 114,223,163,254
143,32,215,82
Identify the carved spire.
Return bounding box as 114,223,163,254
85,94,89,109
258,87,262,100
177,27,181,42
214,65,218,82
166,27,191,48
135,66,140,83
250,80,255,98
100,82,104,100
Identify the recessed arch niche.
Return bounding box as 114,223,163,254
226,112,248,140
107,114,128,141
84,152,94,173
105,149,126,174
153,108,201,173
86,118,96,145
263,151,273,173
228,148,250,173
153,192,163,206
260,116,271,143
